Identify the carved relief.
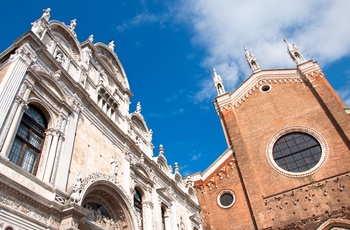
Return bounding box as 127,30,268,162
0,187,60,228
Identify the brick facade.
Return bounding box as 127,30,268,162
193,57,350,229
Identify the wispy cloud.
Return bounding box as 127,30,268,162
117,11,169,31
190,151,202,161
174,0,350,102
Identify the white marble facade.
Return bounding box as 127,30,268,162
0,9,201,230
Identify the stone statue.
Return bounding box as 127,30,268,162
69,19,77,31
110,156,118,176
55,52,64,64
244,47,255,59
70,171,82,203
82,47,92,65
108,40,115,51
31,8,51,37
88,34,94,43
41,8,51,21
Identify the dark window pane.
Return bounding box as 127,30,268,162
273,132,322,173
8,105,47,175
220,193,234,207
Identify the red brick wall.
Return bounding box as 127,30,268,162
219,65,350,228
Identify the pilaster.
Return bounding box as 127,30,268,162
0,45,33,130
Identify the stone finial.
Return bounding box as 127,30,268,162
212,68,226,95
283,38,306,65
174,162,180,172
244,47,261,73
158,144,165,155
136,102,141,113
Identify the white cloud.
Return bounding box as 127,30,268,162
190,152,202,161
175,0,350,102
117,11,169,31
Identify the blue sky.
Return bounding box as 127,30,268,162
1,1,350,175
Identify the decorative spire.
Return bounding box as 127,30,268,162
174,162,180,172
283,38,306,65
158,144,165,155
136,102,141,113
244,47,261,73
212,68,226,95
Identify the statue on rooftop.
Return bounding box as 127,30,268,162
88,34,94,43
69,19,77,31
108,40,115,51
41,8,51,21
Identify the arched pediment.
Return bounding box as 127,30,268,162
174,173,183,187
156,155,170,172
133,163,150,179
130,114,148,133
95,42,129,89
36,72,67,103
49,20,81,61
78,179,137,230
188,187,198,203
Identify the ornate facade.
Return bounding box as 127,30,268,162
0,9,201,230
191,42,350,229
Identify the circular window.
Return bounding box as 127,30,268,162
217,190,235,208
273,132,321,172
261,85,271,92
267,126,328,177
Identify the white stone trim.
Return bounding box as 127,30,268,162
217,190,235,208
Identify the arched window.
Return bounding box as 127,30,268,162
134,188,143,229
161,206,166,230
9,105,47,174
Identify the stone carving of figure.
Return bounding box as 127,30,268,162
108,40,115,51
31,8,51,37
41,8,51,21
82,48,92,65
88,34,94,43
244,47,254,59
69,19,77,31
70,171,82,203
110,156,118,176
55,52,64,64
136,102,141,113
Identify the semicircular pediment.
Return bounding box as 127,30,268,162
95,43,129,89
49,20,81,61
131,114,148,133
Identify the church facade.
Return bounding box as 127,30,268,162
0,9,201,230
191,40,350,229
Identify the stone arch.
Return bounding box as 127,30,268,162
157,155,169,172
79,180,137,230
133,163,151,181
95,43,129,89
131,114,148,133
26,98,53,128
35,71,70,104
49,20,81,62
174,173,183,187
188,187,198,203
317,218,350,230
